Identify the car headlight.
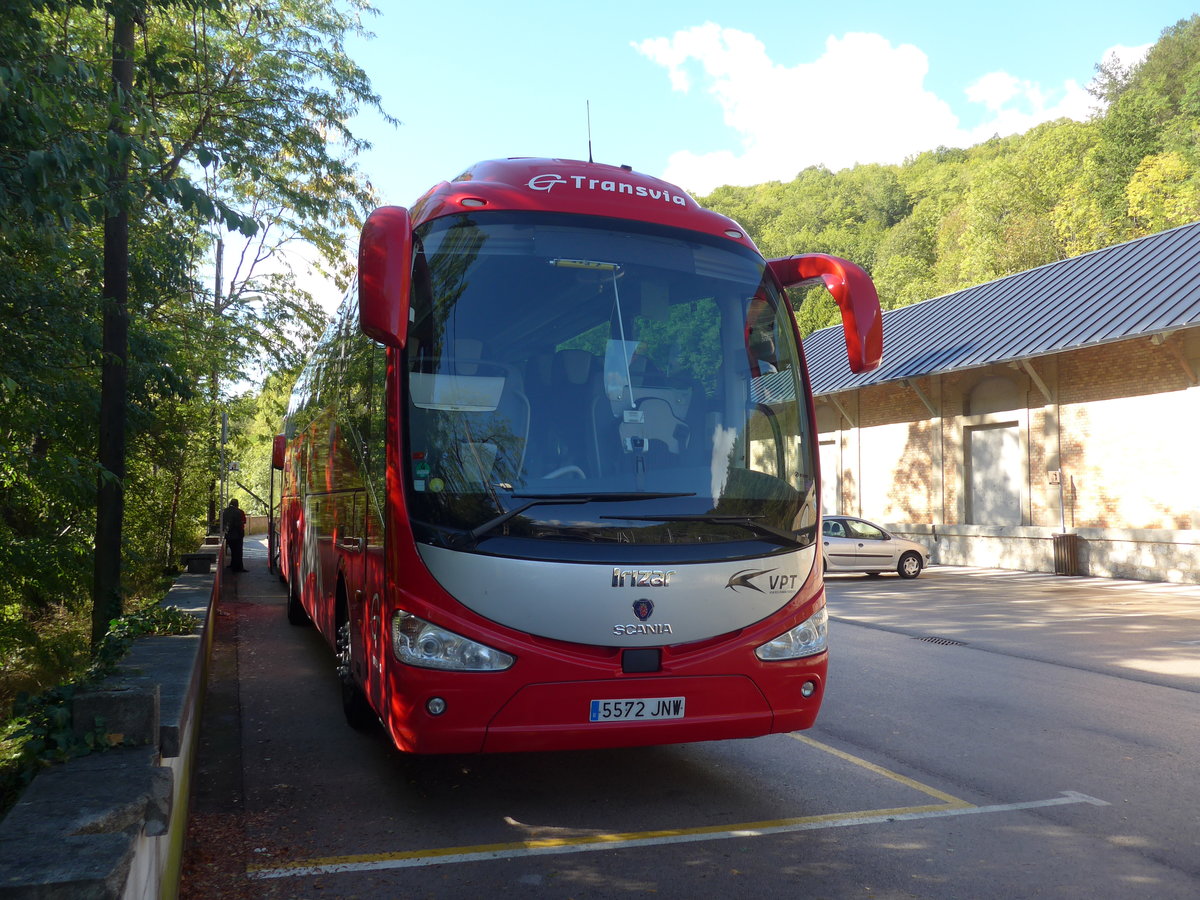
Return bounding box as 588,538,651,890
391,611,514,671
755,606,828,660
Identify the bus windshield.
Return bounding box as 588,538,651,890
404,211,818,558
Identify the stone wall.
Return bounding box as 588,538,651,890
0,550,217,899
889,523,1200,583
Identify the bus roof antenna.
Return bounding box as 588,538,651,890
587,100,593,163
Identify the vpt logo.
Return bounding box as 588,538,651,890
725,568,801,593
632,598,654,621
726,568,774,593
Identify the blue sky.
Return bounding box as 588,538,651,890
343,1,1197,203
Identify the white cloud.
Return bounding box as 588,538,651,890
1100,42,1152,72
964,71,1024,111
961,70,1094,139
633,24,1116,195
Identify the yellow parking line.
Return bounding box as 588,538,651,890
249,794,1109,879
247,734,973,879
787,733,971,807
248,802,959,878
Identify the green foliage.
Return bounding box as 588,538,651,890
699,15,1200,334
224,369,299,515
1,598,198,814
92,599,199,669
1,0,386,712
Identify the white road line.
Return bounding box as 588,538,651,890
248,791,1109,880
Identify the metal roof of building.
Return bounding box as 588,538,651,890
803,220,1200,395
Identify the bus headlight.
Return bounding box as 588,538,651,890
755,607,828,660
391,610,514,671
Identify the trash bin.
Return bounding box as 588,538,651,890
1052,533,1079,576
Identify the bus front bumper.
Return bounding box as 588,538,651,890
384,664,825,755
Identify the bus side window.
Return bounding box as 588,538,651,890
745,294,778,376
367,343,387,525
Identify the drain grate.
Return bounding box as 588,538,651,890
917,635,968,647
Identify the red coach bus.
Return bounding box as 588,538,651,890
273,157,882,755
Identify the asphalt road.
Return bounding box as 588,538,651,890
180,547,1200,898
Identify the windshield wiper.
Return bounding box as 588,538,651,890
450,492,696,548
599,513,809,548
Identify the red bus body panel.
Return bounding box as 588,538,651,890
407,158,758,251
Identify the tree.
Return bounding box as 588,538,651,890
2,0,389,673
226,370,297,515
92,0,138,646
93,0,387,643
1126,151,1200,235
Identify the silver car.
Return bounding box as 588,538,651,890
822,516,930,578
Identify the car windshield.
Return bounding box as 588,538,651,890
403,211,818,559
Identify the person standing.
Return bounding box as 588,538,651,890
222,498,248,572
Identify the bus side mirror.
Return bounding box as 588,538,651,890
358,205,413,348
271,434,286,470
768,253,883,374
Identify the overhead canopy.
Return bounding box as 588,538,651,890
804,220,1200,396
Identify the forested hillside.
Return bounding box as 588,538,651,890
700,15,1200,335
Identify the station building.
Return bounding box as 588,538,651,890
803,219,1200,584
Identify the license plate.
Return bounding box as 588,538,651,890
589,697,685,722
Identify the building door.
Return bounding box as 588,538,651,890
966,423,1021,525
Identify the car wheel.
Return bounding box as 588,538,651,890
897,552,923,579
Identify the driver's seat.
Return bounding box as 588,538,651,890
541,349,601,477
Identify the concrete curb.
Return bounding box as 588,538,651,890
0,549,219,900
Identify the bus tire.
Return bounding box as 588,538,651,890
337,619,375,730
286,576,309,626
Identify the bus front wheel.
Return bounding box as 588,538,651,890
286,576,309,626
336,619,376,730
